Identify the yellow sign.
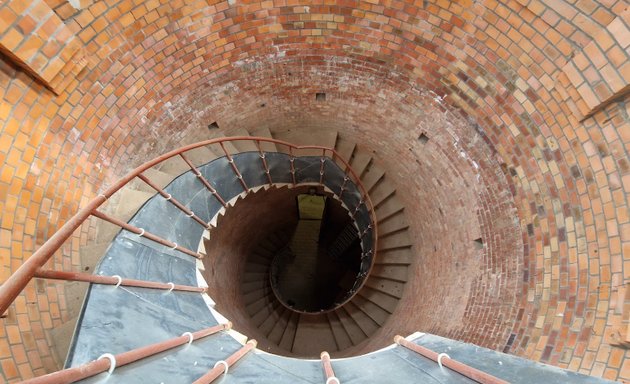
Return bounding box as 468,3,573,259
297,194,326,220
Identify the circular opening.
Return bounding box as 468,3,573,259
269,189,362,313
202,184,367,354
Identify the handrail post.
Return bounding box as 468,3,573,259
192,339,257,384
289,147,297,186
319,150,326,185
255,140,273,186
320,351,339,384
220,142,249,192
179,153,228,208
137,173,210,229
394,335,508,384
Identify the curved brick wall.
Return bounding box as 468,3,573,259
0,0,628,382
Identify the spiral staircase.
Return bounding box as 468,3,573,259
0,128,613,383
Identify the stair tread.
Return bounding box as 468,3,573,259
63,281,88,319
231,129,259,152
360,161,385,191
48,316,79,369
273,130,337,156
249,127,278,152
378,213,409,236
279,312,299,351
113,188,154,221
327,312,353,350
183,146,218,167
365,276,405,298
349,150,372,177
370,265,409,282
334,136,356,163
375,198,404,221
335,307,367,345
241,278,268,291
378,231,413,250
359,286,399,313
375,247,413,265
268,308,291,344
129,168,177,193
258,301,284,334
79,243,111,271
344,300,379,335
209,140,239,156
245,290,273,313
94,220,121,245
370,182,396,207
292,314,338,355
156,156,191,175
351,295,390,326
251,298,278,326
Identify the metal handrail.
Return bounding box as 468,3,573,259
0,136,378,316
394,335,509,384
192,339,258,383
320,351,339,384
19,323,231,384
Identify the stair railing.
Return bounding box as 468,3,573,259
0,136,378,316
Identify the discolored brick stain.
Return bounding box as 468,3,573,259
0,0,627,382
